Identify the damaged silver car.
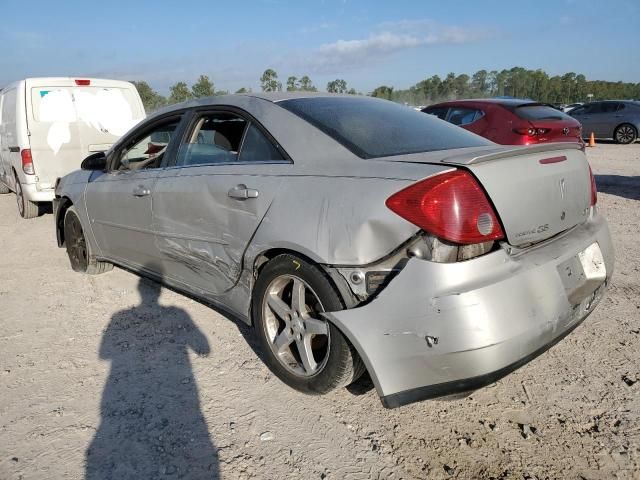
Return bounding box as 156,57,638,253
53,93,614,408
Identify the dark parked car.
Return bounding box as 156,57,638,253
568,100,640,144
423,99,582,146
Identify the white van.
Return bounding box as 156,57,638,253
0,77,145,218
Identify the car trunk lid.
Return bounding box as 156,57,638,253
378,143,592,247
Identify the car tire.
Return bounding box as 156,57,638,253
252,254,365,394
64,205,113,275
614,124,637,145
14,175,40,219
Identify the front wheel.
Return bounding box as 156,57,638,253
614,124,637,144
252,254,365,394
63,206,113,275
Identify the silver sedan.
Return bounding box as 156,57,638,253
54,93,614,408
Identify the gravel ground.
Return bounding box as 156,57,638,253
0,143,638,480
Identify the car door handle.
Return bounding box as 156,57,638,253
228,184,259,200
132,185,151,197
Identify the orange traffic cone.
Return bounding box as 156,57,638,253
588,132,596,147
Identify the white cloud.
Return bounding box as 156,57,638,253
301,21,494,73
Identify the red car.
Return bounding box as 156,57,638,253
422,99,582,145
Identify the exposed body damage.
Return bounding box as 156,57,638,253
324,212,613,407
54,92,614,407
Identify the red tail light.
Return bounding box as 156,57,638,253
21,149,34,175
513,127,550,136
386,170,505,245
75,79,91,86
588,164,597,206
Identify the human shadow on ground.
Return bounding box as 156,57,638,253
595,175,640,201
86,272,219,479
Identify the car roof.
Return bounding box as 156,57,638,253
426,98,541,108
146,92,375,119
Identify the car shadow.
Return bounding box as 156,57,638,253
86,269,219,479
595,174,640,201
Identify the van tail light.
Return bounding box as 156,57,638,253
75,79,91,86
588,164,597,206
21,149,34,175
386,170,505,245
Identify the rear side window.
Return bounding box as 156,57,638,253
514,104,572,121
280,97,491,159
238,124,285,162
423,106,449,120
447,107,484,126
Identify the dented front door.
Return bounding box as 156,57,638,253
152,164,283,295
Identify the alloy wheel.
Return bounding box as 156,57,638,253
616,125,636,144
262,275,331,377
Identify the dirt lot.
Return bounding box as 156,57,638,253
0,143,638,480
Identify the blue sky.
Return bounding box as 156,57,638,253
1,0,638,94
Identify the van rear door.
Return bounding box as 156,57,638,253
26,79,144,190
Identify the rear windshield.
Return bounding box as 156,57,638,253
513,104,572,121
279,97,491,159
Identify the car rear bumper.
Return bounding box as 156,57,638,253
22,182,55,202
325,212,614,408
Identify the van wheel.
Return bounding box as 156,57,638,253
14,176,40,219
64,206,113,275
252,254,365,394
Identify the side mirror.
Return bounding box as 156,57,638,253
81,152,107,171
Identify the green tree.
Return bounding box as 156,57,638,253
191,75,215,98
131,81,166,112
471,70,488,96
286,76,298,91
261,69,282,92
235,87,251,94
298,75,317,92
168,81,193,104
371,85,394,100
327,79,348,94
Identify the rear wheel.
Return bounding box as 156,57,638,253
63,206,113,274
614,124,637,144
252,254,365,394
14,175,40,219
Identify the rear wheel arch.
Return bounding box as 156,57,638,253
251,247,358,312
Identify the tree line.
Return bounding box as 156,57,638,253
371,67,640,105
132,67,640,112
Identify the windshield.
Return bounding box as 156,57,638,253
279,96,491,159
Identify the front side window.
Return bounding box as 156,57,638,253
280,97,491,159
116,118,181,171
